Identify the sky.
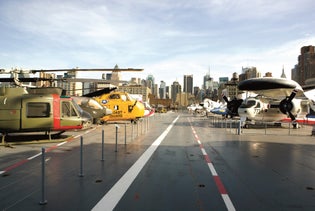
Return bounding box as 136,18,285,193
0,0,315,88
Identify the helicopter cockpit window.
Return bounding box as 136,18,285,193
109,94,120,99
121,94,127,101
62,101,78,117
256,102,261,108
240,100,256,108
26,102,50,118
125,93,132,101
80,98,89,106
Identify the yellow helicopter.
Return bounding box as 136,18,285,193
93,91,145,123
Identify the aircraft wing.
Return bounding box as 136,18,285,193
302,84,315,111
238,77,303,98
303,84,315,102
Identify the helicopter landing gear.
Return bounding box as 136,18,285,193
1,133,6,146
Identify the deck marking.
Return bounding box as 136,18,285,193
2,159,28,173
92,115,180,211
27,152,42,160
208,163,218,176
189,118,236,211
0,126,97,175
57,141,67,146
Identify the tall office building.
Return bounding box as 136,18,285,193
280,66,287,78
146,74,156,96
111,64,122,86
171,81,181,103
239,67,261,81
159,80,166,99
203,72,213,91
165,86,170,99
183,75,193,94
292,45,315,85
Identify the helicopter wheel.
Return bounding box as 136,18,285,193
132,118,142,124
82,120,93,129
292,122,299,129
1,133,7,145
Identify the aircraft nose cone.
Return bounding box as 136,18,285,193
106,108,113,115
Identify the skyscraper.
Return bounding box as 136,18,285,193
171,81,181,103
292,45,315,85
159,80,166,99
203,72,213,90
239,67,261,81
146,74,156,96
183,75,193,94
280,66,287,78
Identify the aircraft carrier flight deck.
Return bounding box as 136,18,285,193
1,111,315,210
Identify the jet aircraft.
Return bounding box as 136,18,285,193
210,104,229,117
201,98,221,114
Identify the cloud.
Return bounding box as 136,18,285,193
0,0,315,88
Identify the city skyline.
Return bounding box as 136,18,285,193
1,1,315,87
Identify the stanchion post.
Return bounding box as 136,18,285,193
101,129,104,161
124,123,127,146
238,120,241,135
140,120,143,134
79,136,84,177
39,147,47,205
115,124,120,152
132,123,134,141
312,125,315,136
222,117,224,128
144,118,146,133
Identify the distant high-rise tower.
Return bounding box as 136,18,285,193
183,75,193,94
171,81,181,103
159,81,166,99
239,67,261,81
292,45,315,85
203,72,213,91
111,64,122,86
281,66,287,78
146,74,155,96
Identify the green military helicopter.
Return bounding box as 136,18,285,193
0,86,92,144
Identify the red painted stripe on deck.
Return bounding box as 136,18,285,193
0,127,96,175
3,159,28,172
188,117,235,211
213,175,228,194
